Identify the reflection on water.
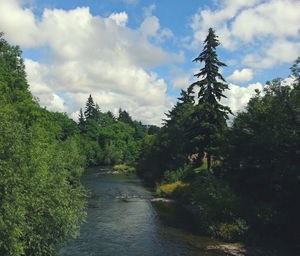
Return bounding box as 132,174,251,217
59,167,225,256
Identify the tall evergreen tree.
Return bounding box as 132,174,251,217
188,28,231,171
84,94,97,120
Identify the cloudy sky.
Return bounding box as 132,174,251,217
0,0,299,125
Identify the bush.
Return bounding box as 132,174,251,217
189,170,246,242
209,218,248,242
156,181,188,197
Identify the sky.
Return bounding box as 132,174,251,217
0,0,299,125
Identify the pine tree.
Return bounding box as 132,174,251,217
84,94,97,120
188,28,232,171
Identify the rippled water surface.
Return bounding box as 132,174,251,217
59,167,225,256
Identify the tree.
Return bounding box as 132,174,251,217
84,94,97,120
118,108,133,126
188,28,231,171
224,71,300,243
138,90,195,182
0,34,86,256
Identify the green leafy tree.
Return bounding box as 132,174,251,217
224,61,300,244
188,28,231,171
0,34,86,256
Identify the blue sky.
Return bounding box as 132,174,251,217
0,0,299,125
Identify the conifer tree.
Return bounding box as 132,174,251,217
84,94,97,120
188,28,231,171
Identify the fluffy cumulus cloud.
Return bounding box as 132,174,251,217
190,0,300,69
108,12,128,27
227,68,254,83
0,0,181,125
221,82,264,114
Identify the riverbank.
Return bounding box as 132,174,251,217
152,171,296,256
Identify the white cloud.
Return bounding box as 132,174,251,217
0,0,38,47
190,0,300,69
143,4,156,17
0,0,180,125
108,12,128,27
172,76,193,89
221,82,264,113
140,15,174,43
227,68,254,83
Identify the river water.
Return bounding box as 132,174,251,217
59,167,225,256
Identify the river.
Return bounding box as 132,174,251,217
59,167,226,256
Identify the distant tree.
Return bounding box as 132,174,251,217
188,28,231,171
84,94,97,120
118,108,133,126
107,111,115,121
147,125,160,135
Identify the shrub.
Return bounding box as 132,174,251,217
209,218,248,242
156,181,188,197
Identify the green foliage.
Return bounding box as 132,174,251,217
209,219,248,242
147,125,160,135
223,61,300,244
118,108,133,126
0,34,86,256
84,94,97,120
77,94,145,167
191,170,239,224
163,165,192,183
102,141,123,165
0,99,86,256
99,122,141,165
193,162,208,173
138,90,195,183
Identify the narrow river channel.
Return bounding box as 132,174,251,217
59,167,226,256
